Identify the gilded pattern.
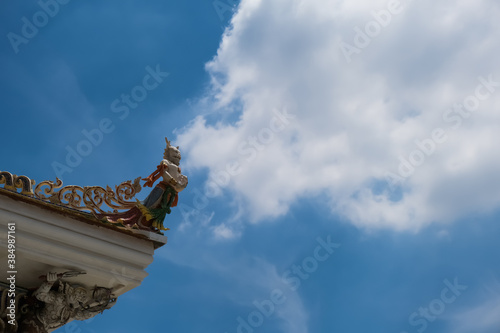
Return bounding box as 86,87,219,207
0,171,142,214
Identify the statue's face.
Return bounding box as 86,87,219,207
68,288,88,306
167,147,181,165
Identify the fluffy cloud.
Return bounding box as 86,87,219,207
449,280,500,333
177,0,500,232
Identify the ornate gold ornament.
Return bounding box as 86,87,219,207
0,171,142,214
0,171,35,196
34,177,142,214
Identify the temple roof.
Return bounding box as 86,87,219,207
0,171,167,248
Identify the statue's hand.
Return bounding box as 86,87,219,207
46,272,59,283
178,175,188,187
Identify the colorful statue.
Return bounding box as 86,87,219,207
96,138,188,232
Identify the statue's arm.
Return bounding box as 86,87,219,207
33,272,58,304
174,175,188,192
74,309,96,321
168,174,188,192
74,298,116,320
33,282,57,303
160,160,188,192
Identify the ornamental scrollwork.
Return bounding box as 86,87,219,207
0,285,28,333
0,170,142,214
0,171,35,196
33,177,142,214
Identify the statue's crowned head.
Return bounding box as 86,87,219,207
164,137,181,165
64,285,89,306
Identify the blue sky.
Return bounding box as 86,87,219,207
1,0,500,332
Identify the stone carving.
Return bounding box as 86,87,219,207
0,285,28,333
18,271,115,333
96,138,188,231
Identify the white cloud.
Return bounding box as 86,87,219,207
176,0,500,232
448,281,500,333
451,299,500,333
212,222,241,240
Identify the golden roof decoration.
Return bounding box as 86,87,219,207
1,137,188,235
0,171,142,214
